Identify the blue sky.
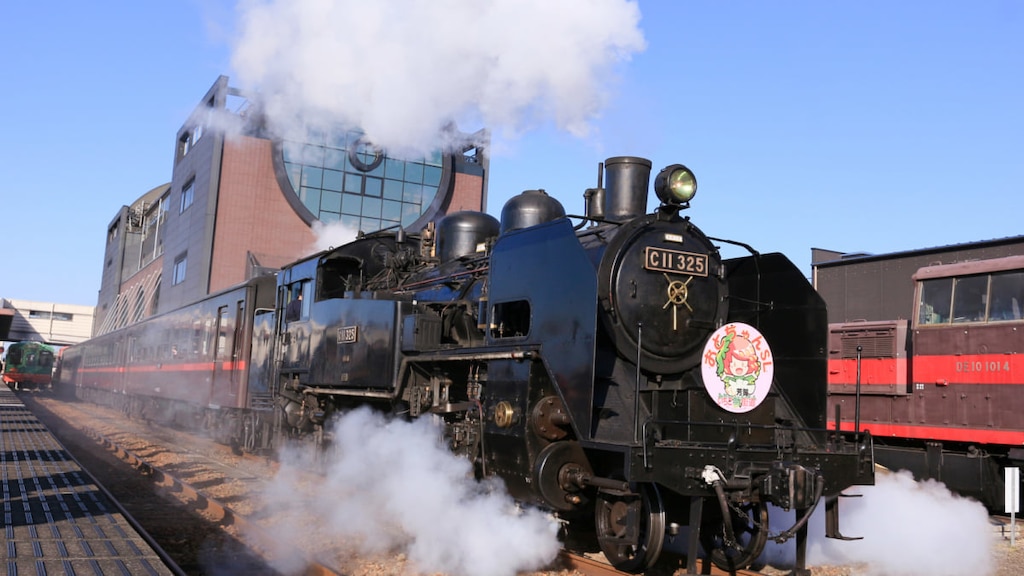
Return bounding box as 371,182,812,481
1,1,1021,306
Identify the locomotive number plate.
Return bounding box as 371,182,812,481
338,325,358,344
644,247,708,276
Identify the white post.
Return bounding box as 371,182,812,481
1006,467,1020,546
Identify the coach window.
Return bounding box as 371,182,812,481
918,278,952,325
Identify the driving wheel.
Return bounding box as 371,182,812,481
594,483,665,573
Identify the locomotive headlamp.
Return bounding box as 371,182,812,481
654,164,698,206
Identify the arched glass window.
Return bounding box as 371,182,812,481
280,130,444,232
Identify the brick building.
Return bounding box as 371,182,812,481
95,76,487,334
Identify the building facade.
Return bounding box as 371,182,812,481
1,298,95,346
95,76,488,334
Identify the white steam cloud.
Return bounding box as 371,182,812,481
230,0,646,157
756,470,995,576
309,220,359,253
254,407,561,576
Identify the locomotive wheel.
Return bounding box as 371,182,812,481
594,483,665,573
702,500,769,572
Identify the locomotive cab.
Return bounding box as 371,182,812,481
317,254,364,299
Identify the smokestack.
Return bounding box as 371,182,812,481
602,156,651,221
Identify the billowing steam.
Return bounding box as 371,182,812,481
310,220,359,253
226,3,643,571
757,470,995,576
229,0,646,158
253,407,561,576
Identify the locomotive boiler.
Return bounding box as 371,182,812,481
57,156,874,573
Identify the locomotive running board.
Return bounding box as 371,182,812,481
824,493,864,541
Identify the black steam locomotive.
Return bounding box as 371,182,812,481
57,156,874,573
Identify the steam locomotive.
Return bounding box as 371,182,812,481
56,156,875,573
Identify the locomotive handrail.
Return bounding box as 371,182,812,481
299,387,393,398
706,235,760,258
404,348,537,362
566,213,627,228
644,416,836,435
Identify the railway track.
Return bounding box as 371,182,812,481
18,391,796,576
74,424,635,576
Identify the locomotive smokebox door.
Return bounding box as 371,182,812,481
596,216,727,374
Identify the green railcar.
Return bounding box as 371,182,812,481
2,341,56,389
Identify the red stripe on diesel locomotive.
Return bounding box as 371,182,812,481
829,353,1023,387
912,353,1022,385
828,357,907,386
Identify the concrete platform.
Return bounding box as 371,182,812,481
1,387,181,575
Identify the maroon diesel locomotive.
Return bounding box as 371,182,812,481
824,252,1024,509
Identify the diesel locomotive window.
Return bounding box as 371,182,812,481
919,269,1024,326
280,130,443,232
989,271,1024,321
918,277,953,325
952,275,989,323
490,300,531,339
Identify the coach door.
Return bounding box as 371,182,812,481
211,305,232,406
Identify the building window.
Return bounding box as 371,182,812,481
179,133,191,157
178,125,204,160
180,179,194,213
172,254,188,285
141,194,169,267
280,129,445,233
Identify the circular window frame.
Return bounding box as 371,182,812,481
348,138,384,172
272,140,454,230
